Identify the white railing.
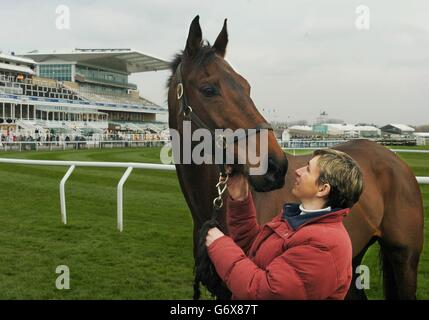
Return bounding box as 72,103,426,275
0,157,428,232
0,158,175,232
0,140,169,151
283,147,429,156
417,177,429,184
390,149,429,154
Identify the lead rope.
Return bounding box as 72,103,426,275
193,166,232,300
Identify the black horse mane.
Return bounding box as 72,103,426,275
166,42,216,89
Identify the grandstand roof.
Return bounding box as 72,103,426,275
20,48,169,74
354,125,380,131
414,132,429,137
324,123,380,131
289,125,313,131
388,124,415,132
0,62,35,75
0,52,36,65
324,124,357,131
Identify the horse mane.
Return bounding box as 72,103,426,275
166,42,216,89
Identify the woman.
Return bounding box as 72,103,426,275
206,149,364,299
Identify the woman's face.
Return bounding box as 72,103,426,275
292,156,322,201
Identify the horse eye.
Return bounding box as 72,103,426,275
200,85,218,97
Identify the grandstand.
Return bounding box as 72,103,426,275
0,49,169,141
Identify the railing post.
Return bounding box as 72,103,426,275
60,165,75,225
117,166,133,232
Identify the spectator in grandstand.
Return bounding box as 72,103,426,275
205,149,364,300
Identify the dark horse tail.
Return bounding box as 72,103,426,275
193,219,232,300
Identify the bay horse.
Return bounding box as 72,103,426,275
167,16,424,299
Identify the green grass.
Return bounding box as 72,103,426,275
0,148,197,299
0,146,428,299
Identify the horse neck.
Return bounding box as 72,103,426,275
175,163,227,229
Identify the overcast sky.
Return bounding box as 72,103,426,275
1,0,428,126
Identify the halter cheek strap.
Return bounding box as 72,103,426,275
175,62,273,147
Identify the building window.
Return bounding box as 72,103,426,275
39,64,72,82
76,65,127,86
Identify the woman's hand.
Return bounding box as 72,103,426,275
205,227,225,247
225,166,249,201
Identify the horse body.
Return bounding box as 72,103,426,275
174,139,423,299
255,139,424,299
168,16,424,299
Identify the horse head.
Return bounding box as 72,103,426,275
168,16,288,192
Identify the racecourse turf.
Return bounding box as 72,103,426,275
0,145,427,299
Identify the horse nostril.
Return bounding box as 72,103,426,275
266,156,287,186
282,157,288,176
268,156,282,175
265,157,278,180
268,157,276,172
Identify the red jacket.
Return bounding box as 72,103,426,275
207,191,353,300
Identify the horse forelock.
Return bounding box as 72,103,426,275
166,43,218,89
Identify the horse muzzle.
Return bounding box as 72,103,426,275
249,155,288,192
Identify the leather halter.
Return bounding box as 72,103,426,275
175,62,273,150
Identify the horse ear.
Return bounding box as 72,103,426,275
213,19,228,58
185,15,203,57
